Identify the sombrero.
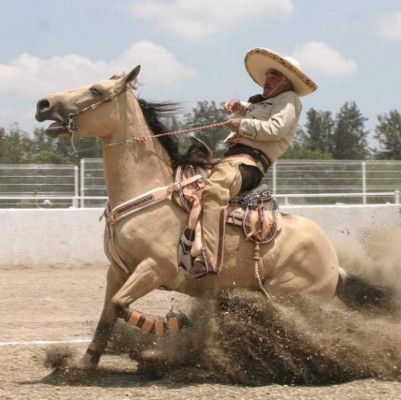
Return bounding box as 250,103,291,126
244,47,317,97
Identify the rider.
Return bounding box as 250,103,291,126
186,47,318,278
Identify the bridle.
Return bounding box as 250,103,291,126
66,87,128,134
64,84,228,148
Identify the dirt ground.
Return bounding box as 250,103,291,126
2,226,401,400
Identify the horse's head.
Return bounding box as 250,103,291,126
35,65,141,138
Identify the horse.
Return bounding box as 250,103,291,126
35,65,393,368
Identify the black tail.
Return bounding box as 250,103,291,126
336,268,398,315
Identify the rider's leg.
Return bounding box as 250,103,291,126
186,161,264,278
186,160,242,278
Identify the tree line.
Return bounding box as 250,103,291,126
1,101,400,164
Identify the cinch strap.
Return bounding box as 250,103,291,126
107,174,203,225
103,174,204,273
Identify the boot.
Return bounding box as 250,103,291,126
185,256,207,279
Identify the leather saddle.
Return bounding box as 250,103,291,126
173,164,281,245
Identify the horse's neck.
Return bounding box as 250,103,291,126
102,100,172,209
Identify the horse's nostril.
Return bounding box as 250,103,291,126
36,98,50,112
35,98,52,122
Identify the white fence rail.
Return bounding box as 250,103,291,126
0,159,400,208
0,164,79,208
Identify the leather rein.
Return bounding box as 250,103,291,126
66,84,227,146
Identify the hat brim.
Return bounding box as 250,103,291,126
245,47,317,97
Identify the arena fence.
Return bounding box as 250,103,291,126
0,159,400,208
0,164,79,208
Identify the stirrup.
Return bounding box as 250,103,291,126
185,256,207,279
178,226,194,271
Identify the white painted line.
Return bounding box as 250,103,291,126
0,338,91,347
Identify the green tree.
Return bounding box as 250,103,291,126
33,128,103,163
183,100,228,157
0,124,32,163
331,102,370,159
0,124,102,164
282,121,333,160
23,128,70,163
55,136,102,162
374,109,401,160
0,127,7,162
301,108,334,154
284,145,333,160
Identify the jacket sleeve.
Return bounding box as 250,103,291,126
233,101,250,117
238,94,300,142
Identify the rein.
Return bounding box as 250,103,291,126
66,84,228,149
103,120,228,148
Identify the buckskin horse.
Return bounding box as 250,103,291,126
35,66,393,368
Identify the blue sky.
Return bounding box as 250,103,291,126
1,0,401,140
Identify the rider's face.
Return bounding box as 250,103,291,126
263,69,293,99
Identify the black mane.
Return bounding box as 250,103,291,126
138,98,214,169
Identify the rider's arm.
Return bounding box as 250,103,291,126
237,92,301,142
233,101,250,117
224,99,250,117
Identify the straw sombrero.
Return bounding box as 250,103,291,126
244,47,317,97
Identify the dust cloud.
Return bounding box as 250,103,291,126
337,226,401,290
45,227,401,386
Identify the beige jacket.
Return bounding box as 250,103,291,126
225,91,302,166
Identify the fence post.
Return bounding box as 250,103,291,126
80,159,85,208
361,161,366,205
73,166,79,208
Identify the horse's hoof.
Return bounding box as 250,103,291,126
78,353,99,370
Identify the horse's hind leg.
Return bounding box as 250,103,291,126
81,262,127,368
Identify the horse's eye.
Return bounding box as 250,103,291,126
90,87,102,96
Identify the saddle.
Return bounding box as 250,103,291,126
227,184,280,243
174,164,281,270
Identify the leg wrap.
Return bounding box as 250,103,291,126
84,340,102,364
124,308,191,336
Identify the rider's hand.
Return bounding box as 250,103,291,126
224,99,240,114
225,118,242,133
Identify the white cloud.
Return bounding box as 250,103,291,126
292,41,358,76
126,0,294,41
112,41,196,86
378,12,401,40
0,41,195,100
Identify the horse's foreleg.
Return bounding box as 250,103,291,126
111,258,179,332
82,258,177,367
81,263,127,368
113,258,174,304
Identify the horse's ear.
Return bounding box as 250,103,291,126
123,65,141,86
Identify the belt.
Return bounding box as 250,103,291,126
224,144,270,172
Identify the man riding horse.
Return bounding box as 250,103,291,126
35,47,394,369
186,47,318,278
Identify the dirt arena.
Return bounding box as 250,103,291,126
2,228,401,399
